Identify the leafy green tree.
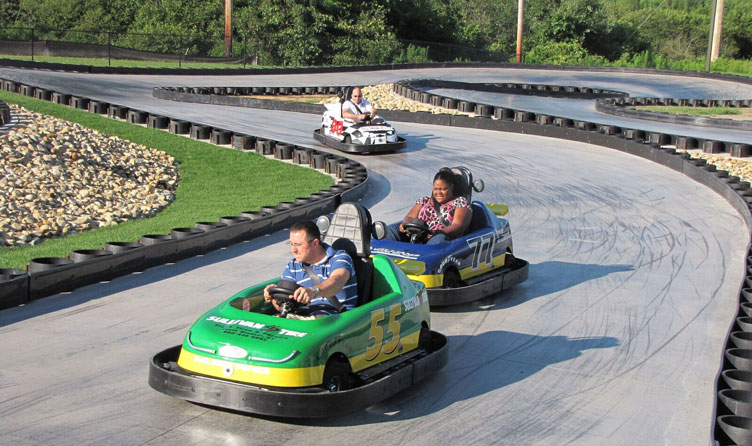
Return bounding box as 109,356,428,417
724,0,752,59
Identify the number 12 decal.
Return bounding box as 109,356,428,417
467,232,495,270
365,303,402,361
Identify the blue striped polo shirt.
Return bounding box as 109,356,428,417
280,243,358,309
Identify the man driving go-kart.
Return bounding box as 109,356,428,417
263,220,357,319
342,87,378,123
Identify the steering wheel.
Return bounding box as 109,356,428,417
268,280,301,317
402,217,430,244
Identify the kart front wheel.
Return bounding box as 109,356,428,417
322,358,355,392
442,268,463,289
343,134,351,144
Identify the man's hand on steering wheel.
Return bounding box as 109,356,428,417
292,286,316,305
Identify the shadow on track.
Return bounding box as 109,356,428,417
433,261,634,314
273,330,619,427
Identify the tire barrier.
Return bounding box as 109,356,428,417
108,105,128,119
147,115,169,129
0,100,9,125
168,119,190,134
127,109,148,124
210,128,232,145
34,88,52,101
0,77,369,313
596,95,752,132
88,100,109,115
71,96,89,110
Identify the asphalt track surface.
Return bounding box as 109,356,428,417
1,67,752,445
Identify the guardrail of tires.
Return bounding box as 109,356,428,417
153,77,752,445
0,79,369,314
595,96,752,132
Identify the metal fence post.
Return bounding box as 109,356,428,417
178,34,182,68
107,32,112,66
30,27,34,61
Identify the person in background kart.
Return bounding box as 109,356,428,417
342,87,378,123
385,167,472,244
263,220,358,318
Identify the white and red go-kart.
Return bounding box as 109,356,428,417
313,90,406,154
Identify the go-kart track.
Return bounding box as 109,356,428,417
2,65,752,445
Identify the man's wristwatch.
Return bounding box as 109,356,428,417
311,286,320,297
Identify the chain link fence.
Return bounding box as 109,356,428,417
0,27,509,68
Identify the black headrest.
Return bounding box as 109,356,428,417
322,203,372,258
341,86,354,104
449,166,473,201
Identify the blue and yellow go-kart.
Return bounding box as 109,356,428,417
149,203,448,417
371,167,529,306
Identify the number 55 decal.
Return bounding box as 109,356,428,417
365,303,402,361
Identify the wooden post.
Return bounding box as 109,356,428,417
705,0,718,72
516,0,524,63
224,0,233,57
711,0,724,61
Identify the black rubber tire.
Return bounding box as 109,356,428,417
442,268,462,288
321,359,354,392
419,326,433,354
343,134,351,144
504,251,514,267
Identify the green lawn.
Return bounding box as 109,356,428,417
0,90,333,269
633,105,742,116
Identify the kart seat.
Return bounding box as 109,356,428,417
322,202,374,307
467,202,490,233
449,166,474,202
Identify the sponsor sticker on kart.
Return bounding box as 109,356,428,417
363,126,391,132
206,316,308,338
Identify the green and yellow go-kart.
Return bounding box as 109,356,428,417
149,203,448,417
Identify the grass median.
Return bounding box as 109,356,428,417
0,90,333,269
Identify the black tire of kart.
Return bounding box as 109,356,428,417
504,250,514,267
321,358,355,392
442,267,462,289
343,134,351,144
419,326,433,354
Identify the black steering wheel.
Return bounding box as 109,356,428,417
402,217,430,244
268,280,301,317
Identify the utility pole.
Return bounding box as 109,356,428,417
224,0,233,57
711,0,724,61
705,0,718,72
516,0,524,63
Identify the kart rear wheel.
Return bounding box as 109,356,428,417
442,268,463,289
322,358,355,392
504,250,514,267
419,326,433,354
